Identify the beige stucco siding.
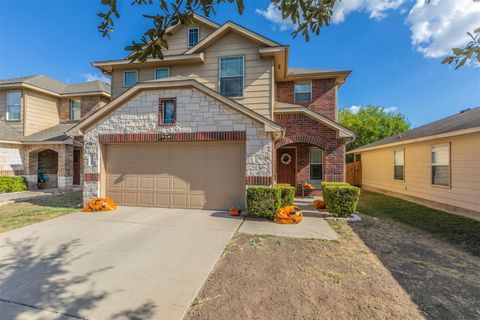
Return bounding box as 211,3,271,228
24,90,60,136
360,132,480,214
110,31,274,119
0,89,24,134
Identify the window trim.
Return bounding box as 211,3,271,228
158,97,176,126
154,67,170,80
69,99,81,121
294,82,312,104
309,147,323,180
6,90,22,122
123,70,138,87
188,27,200,48
393,149,405,182
218,55,245,98
431,143,451,188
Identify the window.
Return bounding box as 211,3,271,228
124,71,138,86
159,98,176,126
219,56,244,97
294,82,312,103
310,147,323,180
6,91,21,121
394,149,404,181
432,144,450,187
188,28,200,47
155,68,170,80
69,99,81,121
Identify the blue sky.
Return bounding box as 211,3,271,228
0,0,479,127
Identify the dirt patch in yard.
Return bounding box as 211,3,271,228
186,222,424,320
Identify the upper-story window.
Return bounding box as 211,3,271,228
219,56,244,98
69,99,81,121
294,82,312,103
188,28,199,47
431,143,450,187
394,149,405,181
6,91,21,121
155,68,170,80
124,70,138,87
159,98,176,126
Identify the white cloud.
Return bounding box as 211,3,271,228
383,106,398,113
255,3,295,31
405,0,480,58
348,105,363,114
332,0,405,24
83,72,111,84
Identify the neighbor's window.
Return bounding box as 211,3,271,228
219,56,244,97
159,99,176,126
6,91,21,121
310,147,323,180
124,70,138,86
155,68,170,80
294,82,312,103
69,99,81,121
431,143,450,187
188,28,199,47
394,149,405,181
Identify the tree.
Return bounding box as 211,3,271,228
442,28,480,69
339,105,410,160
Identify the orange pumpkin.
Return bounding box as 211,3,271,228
83,198,117,212
313,199,326,209
230,206,241,216
274,206,303,224
303,183,315,190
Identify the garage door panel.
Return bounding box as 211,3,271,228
105,142,245,210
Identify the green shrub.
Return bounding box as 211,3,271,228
274,184,295,207
321,182,360,217
247,186,282,220
0,176,28,193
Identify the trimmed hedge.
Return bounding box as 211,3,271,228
274,184,295,207
247,186,282,220
321,182,361,217
0,176,28,193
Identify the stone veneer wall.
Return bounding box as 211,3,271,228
83,88,273,204
0,143,24,175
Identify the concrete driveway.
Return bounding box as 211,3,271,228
0,207,243,320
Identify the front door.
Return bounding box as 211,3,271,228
73,150,81,185
277,148,296,187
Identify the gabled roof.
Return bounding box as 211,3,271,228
0,75,111,97
0,121,23,142
185,21,281,54
286,68,351,85
166,13,220,33
348,107,480,153
67,77,284,136
0,122,75,144
274,102,355,139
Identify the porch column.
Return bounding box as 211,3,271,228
25,147,38,189
58,144,74,191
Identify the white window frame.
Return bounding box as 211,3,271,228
154,67,170,80
431,143,451,188
188,27,200,48
309,147,323,180
123,70,138,87
69,99,81,121
6,90,22,121
218,55,245,98
294,82,312,103
393,149,405,181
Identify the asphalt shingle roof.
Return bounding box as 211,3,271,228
352,107,480,152
0,123,75,143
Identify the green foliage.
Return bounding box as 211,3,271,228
339,105,410,158
442,27,480,69
274,184,295,207
322,182,360,217
0,176,28,193
246,186,282,220
37,170,49,184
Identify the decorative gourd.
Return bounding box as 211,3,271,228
83,198,117,212
303,183,315,190
274,205,303,224
313,199,326,209
230,206,241,216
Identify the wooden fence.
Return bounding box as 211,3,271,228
346,161,362,187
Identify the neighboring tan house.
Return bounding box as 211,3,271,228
0,75,110,190
68,14,355,210
348,107,480,220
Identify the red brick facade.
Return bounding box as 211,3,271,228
274,113,346,194
58,95,108,123
276,79,337,121
98,131,246,143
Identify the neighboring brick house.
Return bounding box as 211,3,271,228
0,75,110,190
68,14,355,209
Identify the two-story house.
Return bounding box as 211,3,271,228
68,14,355,209
0,75,110,190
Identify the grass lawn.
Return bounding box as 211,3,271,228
0,191,82,233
